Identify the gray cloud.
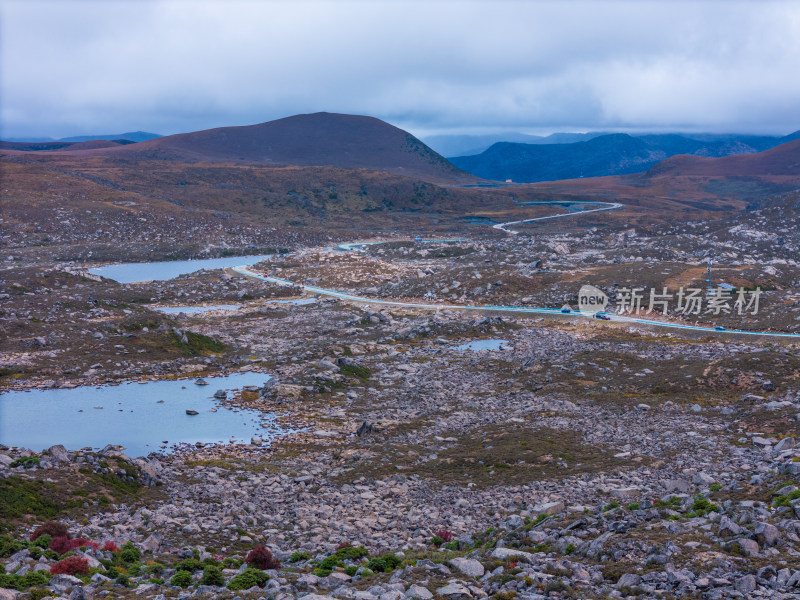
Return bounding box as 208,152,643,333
2,0,799,139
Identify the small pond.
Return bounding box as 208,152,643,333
88,255,273,283
0,372,285,457
455,339,509,352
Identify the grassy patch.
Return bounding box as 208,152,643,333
170,330,225,356
0,478,62,520
340,364,371,381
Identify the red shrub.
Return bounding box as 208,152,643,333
245,545,281,570
30,521,68,541
51,556,90,576
49,536,87,555
50,536,73,555
435,530,454,543
102,541,119,552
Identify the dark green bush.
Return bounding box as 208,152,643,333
175,558,203,572
200,565,225,587
170,570,193,588
288,551,310,563
227,568,268,591
144,562,165,576
0,569,50,591
366,553,401,573
119,542,141,563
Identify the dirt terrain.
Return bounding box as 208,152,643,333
2,131,800,599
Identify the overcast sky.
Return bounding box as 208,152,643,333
2,0,799,140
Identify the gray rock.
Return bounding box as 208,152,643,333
663,479,691,493
69,586,87,600
436,583,472,598
48,444,70,463
735,574,756,595
319,572,352,590
718,516,742,537
532,500,564,515
738,538,759,556
449,557,484,577
754,521,780,546
692,471,715,486
405,585,433,600
50,574,83,594
617,573,642,588
141,532,162,553
491,548,535,563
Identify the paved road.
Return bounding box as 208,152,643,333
233,202,800,339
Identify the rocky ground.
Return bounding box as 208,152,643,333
2,194,800,599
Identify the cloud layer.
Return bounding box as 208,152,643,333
2,0,799,138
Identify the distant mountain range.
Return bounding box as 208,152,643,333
448,131,800,183
2,131,162,143
423,132,608,157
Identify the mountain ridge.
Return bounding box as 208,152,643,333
449,131,800,182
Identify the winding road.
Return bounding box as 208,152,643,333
233,201,800,339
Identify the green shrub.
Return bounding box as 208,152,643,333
603,500,620,512
366,553,401,573
314,545,369,575
0,570,48,591
115,573,129,586
221,557,243,568
175,557,202,572
119,542,141,563
20,570,50,588
200,565,225,587
144,562,165,576
340,364,371,380
32,534,52,549
774,489,800,507
288,551,310,563
444,541,459,551
170,570,193,588
0,536,25,558
10,456,40,469
430,536,444,546
29,589,50,600
344,565,359,576
690,495,719,516
654,496,681,508
626,502,640,511
227,568,268,591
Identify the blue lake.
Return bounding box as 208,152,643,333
455,339,509,352
88,255,273,283
0,372,285,457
